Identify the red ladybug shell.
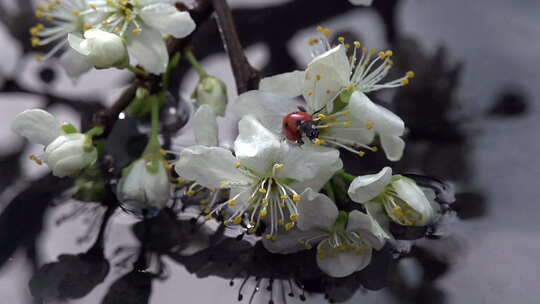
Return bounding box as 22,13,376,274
282,111,313,141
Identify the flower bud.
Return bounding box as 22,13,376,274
43,133,98,178
193,76,228,116
116,158,171,215
68,29,128,68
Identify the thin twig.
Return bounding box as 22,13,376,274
212,0,260,94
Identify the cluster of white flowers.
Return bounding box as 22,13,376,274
13,0,443,280
31,0,195,76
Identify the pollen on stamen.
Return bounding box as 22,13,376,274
113,27,121,33
234,216,243,225
132,28,142,35
293,194,302,202
314,138,326,145
235,162,241,168
84,24,93,30
406,71,416,78
366,121,374,130
316,74,321,80
317,113,327,120
274,163,285,169
29,155,43,165
357,151,366,157
71,9,81,15
307,89,314,96
370,146,379,152
90,3,97,9
258,188,267,193
308,38,319,45
289,213,299,221
228,200,236,207
285,222,295,231
337,36,345,43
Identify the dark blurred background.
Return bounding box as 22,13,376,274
1,0,539,303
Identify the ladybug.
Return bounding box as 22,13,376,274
282,106,320,144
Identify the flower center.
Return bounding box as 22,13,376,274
91,0,144,36
203,163,302,240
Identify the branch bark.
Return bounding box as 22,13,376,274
212,0,260,94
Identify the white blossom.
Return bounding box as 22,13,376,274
11,109,97,177
68,28,128,68
264,189,387,278
193,76,228,117
117,158,172,213
175,116,342,239
348,167,438,227
86,0,196,74
30,0,95,77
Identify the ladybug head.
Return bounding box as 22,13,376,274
298,120,319,141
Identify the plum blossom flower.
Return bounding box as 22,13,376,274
192,76,228,117
85,0,196,74
11,109,98,177
348,167,438,227
175,116,342,240
264,189,386,278
235,29,412,161
117,157,172,215
30,0,96,77
68,28,128,68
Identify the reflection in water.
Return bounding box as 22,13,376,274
0,0,534,304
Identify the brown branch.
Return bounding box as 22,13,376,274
92,0,214,134
212,0,260,94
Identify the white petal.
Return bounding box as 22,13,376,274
364,202,393,240
297,189,338,231
347,210,386,250
126,25,168,74
234,116,285,175
234,91,297,134
259,70,305,97
304,45,350,112
380,135,405,161
11,109,63,146
349,0,374,6
140,3,195,38
283,144,343,192
392,178,435,225
348,91,404,136
325,114,375,146
175,145,252,189
192,105,218,146
348,166,392,203
44,133,97,177
67,33,90,55
59,48,93,78
263,228,320,254
316,241,372,278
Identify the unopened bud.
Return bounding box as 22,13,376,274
193,76,228,116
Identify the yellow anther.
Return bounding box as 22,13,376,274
313,138,326,146
264,234,276,241
279,201,286,208
248,227,257,233
235,162,241,168
378,51,386,59
46,16,54,21
346,85,354,93
338,36,345,43
90,3,97,9
366,121,374,130
316,25,332,36
316,74,321,81
307,89,314,96
164,163,173,169
113,27,121,33
186,190,195,196
249,194,255,200
278,219,285,226
285,222,295,231
401,78,410,85
260,208,268,218
342,121,352,127
258,188,267,193
385,50,393,57
354,41,361,48
234,216,242,225
342,111,350,118
304,242,313,249
106,0,114,5
274,163,285,169
132,28,142,35
31,37,41,47
37,4,46,10
262,198,269,204
249,220,256,226
223,220,231,226
358,151,366,157
228,200,236,207
71,9,81,15
220,184,228,189
159,149,167,156
290,213,299,222
406,71,416,78
371,146,379,152
204,215,214,221
35,11,44,18
101,20,110,25
200,199,209,205
29,155,43,165
317,113,327,120
344,43,351,49
308,38,319,45
280,195,289,199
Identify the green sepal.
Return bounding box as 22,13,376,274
61,123,79,134
332,89,352,113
